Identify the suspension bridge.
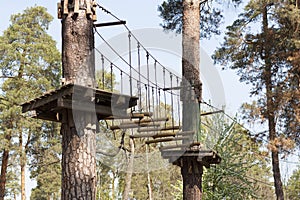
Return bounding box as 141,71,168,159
21,3,220,174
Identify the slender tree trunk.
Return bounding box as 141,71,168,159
21,163,26,200
262,5,284,200
19,133,26,200
61,0,96,199
122,138,135,200
147,168,153,200
181,0,202,199
0,150,9,200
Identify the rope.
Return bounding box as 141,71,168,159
101,54,105,89
146,52,151,112
128,31,133,97
177,77,181,127
137,42,142,111
170,72,175,131
96,3,182,83
94,28,179,97
110,63,113,92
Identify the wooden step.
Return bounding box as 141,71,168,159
138,126,181,133
104,112,153,120
130,131,194,139
117,117,168,125
145,136,191,145
110,123,160,130
159,142,201,151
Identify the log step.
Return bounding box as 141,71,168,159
117,117,168,125
159,142,201,151
130,131,194,139
104,112,153,120
145,136,191,145
110,123,160,130
138,126,181,133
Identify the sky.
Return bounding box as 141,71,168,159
0,0,298,199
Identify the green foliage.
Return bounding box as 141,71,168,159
286,166,300,200
202,118,274,200
212,0,300,140
158,0,242,38
0,6,61,198
96,69,116,91
29,123,61,200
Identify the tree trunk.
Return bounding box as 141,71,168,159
21,163,26,200
262,5,284,200
0,150,9,200
181,158,203,200
19,132,26,200
61,1,96,199
181,1,202,199
61,110,97,199
122,138,135,200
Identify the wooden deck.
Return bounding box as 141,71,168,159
21,84,138,122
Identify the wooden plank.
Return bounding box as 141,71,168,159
36,112,61,122
138,125,181,133
22,84,138,113
94,21,126,27
74,0,79,13
21,85,74,113
130,131,194,139
57,98,127,117
110,123,160,131
159,141,200,150
86,0,91,15
63,0,68,14
145,136,190,145
120,117,169,125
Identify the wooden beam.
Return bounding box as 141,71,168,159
138,126,181,133
122,117,169,124
145,136,191,145
56,98,127,117
94,21,126,27
110,123,160,131
130,131,194,139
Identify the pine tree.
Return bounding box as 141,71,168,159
0,6,61,199
285,165,300,200
212,1,300,199
201,115,274,199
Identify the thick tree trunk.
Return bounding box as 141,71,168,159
0,150,9,200
181,158,203,200
61,1,96,199
61,110,97,199
181,1,202,199
262,5,284,200
122,138,135,200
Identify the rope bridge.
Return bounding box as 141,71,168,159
92,4,220,166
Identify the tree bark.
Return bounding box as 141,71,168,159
61,110,97,199
181,157,203,200
262,5,284,200
19,132,26,200
61,1,96,199
181,1,203,199
21,163,26,200
0,149,9,200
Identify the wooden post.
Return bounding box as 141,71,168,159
60,0,97,199
181,0,203,199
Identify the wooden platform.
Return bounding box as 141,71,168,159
161,147,221,168
21,84,138,122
